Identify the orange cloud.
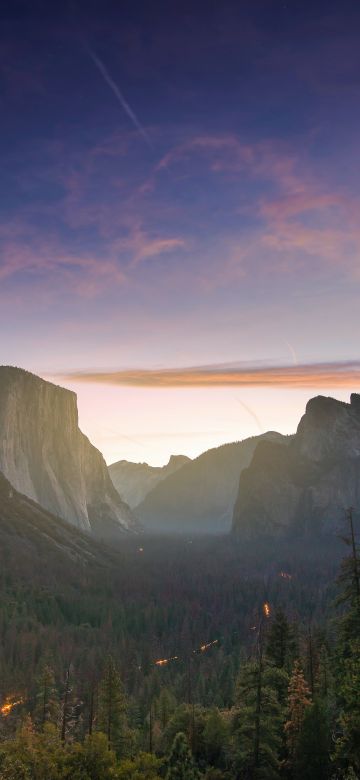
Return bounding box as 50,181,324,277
58,361,360,389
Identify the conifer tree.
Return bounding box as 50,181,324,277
333,638,360,777
266,608,296,672
97,655,127,756
156,688,177,730
337,507,360,646
233,654,286,778
334,509,360,776
284,660,311,765
165,731,199,780
294,700,330,780
203,708,228,768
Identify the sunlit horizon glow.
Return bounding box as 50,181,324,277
57,360,360,389
1,1,360,466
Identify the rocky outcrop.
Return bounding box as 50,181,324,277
232,394,360,538
135,432,285,533
109,454,190,508
0,366,135,538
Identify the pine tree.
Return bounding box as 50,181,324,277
97,655,127,756
156,688,177,730
165,731,200,780
233,655,286,779
337,507,360,646
284,660,311,766
293,700,330,780
333,639,360,777
334,509,360,776
203,708,228,768
63,732,117,780
266,609,296,672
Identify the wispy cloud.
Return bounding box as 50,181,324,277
57,360,360,389
86,47,152,147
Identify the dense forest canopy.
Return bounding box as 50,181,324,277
0,520,359,778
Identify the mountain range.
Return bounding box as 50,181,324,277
1,365,360,544
132,432,285,533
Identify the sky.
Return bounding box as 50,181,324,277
1,0,360,465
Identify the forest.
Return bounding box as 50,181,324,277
0,520,359,779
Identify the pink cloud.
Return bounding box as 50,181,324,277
58,360,360,389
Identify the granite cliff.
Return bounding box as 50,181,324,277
0,367,135,538
109,454,190,508
232,393,360,538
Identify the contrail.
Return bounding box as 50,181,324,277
283,338,298,366
235,398,264,433
87,46,152,147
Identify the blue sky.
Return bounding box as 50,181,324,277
1,0,360,463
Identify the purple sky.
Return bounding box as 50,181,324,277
1,0,360,464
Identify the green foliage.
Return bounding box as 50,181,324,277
336,514,360,649
232,658,287,779
97,657,128,756
64,733,118,780
333,639,360,777
165,731,200,780
0,718,64,779
34,663,60,729
293,700,330,780
155,689,177,730
334,515,360,777
116,752,163,779
202,708,228,768
266,609,296,672
163,704,206,760
0,536,357,779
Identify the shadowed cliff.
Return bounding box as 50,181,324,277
233,393,360,538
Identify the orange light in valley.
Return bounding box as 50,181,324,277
0,696,24,717
155,656,178,666
263,602,271,618
199,639,219,652
279,571,292,580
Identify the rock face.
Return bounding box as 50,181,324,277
232,394,360,538
0,469,113,566
0,367,135,538
135,432,285,533
109,454,190,508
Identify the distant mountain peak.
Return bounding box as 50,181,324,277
109,453,190,509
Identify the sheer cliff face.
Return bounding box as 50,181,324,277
109,455,190,509
0,367,135,537
232,394,360,538
135,432,285,534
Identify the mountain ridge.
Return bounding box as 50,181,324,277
135,431,286,533
232,393,360,538
109,454,190,508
